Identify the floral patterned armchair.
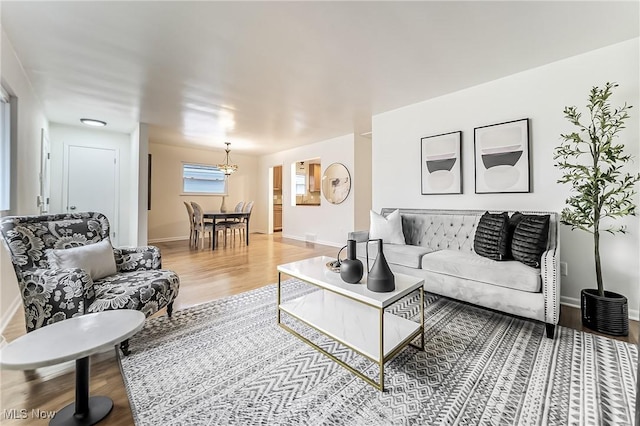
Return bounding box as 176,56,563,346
0,212,179,351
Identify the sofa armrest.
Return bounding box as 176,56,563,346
541,246,560,325
20,268,94,332
348,230,370,243
114,246,162,271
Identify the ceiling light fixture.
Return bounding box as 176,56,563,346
217,142,238,176
80,118,107,127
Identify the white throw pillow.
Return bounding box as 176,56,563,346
46,239,117,280
369,209,406,245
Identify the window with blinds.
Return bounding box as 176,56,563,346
182,163,227,195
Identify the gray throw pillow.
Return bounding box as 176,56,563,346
46,238,117,280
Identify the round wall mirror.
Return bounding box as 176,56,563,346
321,163,351,204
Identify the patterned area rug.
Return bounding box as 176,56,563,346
119,280,637,425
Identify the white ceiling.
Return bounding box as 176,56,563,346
2,1,638,155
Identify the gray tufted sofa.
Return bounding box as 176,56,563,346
349,208,560,338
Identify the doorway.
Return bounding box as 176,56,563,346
63,145,119,244
273,165,282,232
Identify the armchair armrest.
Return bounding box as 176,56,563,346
348,230,370,243
20,268,94,332
541,246,560,326
114,246,162,272
539,212,561,327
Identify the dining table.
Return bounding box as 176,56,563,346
204,210,251,250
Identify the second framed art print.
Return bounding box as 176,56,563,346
474,118,530,194
420,131,462,194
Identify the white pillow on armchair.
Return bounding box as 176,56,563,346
369,209,406,245
46,238,117,280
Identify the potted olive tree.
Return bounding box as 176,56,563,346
554,82,640,336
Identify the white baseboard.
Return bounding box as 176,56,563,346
281,233,342,249
561,296,639,321
1,296,21,335
150,231,264,244
148,236,189,244
560,296,580,310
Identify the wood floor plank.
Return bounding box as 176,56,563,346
0,233,637,424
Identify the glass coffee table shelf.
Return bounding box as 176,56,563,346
277,256,424,391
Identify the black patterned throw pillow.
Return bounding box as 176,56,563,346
505,212,524,259
511,215,550,268
473,212,509,260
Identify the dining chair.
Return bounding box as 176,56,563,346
191,201,216,249
243,200,254,214
215,201,246,243
223,201,245,225
183,201,196,247
229,200,254,243
221,201,245,223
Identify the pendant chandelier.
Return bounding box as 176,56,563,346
218,142,238,176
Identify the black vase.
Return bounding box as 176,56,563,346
367,239,395,293
340,239,364,284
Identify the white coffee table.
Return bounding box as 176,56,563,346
277,255,424,391
0,310,145,426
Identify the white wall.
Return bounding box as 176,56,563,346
0,31,49,331
354,133,372,231
49,123,134,246
258,134,356,247
147,142,259,242
130,123,149,246
130,125,141,245
1,34,48,216
372,38,640,319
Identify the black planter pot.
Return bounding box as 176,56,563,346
581,288,629,336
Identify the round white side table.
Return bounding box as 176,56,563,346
0,310,145,426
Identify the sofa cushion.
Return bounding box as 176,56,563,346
398,212,479,253
90,269,180,317
370,209,405,245
356,241,432,269
421,249,541,293
473,212,509,260
511,215,550,267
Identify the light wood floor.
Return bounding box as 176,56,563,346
1,234,637,425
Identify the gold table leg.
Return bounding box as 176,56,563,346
277,275,424,392
420,287,425,350
379,307,384,391
277,272,281,324
409,287,425,351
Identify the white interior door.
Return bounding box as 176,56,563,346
64,145,119,244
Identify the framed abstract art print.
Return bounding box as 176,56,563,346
474,118,530,194
420,131,462,195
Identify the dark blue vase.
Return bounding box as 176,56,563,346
340,239,364,284
366,239,395,292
